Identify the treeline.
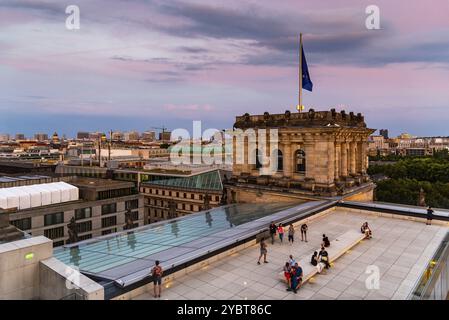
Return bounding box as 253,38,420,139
369,152,449,209
375,179,449,208
368,157,449,183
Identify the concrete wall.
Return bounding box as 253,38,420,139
39,257,104,300
344,188,374,202
0,236,52,299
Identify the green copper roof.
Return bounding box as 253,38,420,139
143,170,222,191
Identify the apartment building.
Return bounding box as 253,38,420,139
3,177,144,247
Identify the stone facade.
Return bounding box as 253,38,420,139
140,186,222,223
8,195,144,247
228,109,376,198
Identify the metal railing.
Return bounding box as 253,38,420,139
409,232,449,300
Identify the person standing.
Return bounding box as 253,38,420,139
269,222,277,244
300,223,308,242
257,239,268,265
426,206,434,225
151,260,163,298
288,224,295,244
283,262,291,288
278,223,285,243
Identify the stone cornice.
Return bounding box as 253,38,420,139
234,109,372,130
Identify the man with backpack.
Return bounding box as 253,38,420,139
151,260,163,298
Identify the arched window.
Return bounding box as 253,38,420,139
295,149,306,173
255,149,262,169
272,149,283,171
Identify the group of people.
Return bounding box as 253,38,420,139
309,234,331,273
283,255,303,293
269,221,308,245
282,233,332,293
259,221,309,265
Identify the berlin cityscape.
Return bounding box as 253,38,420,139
0,0,448,312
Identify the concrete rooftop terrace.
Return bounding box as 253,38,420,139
133,207,448,300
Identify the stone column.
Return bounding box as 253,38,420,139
232,134,242,175
243,135,250,173
326,139,335,184
334,141,341,180
340,142,348,177
356,140,364,174
283,141,292,178
304,140,315,180
245,130,257,174
349,141,356,175
360,141,368,174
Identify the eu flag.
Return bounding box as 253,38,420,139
301,46,313,92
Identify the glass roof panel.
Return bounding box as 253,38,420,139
53,202,303,277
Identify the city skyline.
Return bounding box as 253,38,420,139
1,0,449,137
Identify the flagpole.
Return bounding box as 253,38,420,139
298,33,303,113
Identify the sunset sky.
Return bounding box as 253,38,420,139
1,0,449,137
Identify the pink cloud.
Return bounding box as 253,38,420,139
164,104,214,112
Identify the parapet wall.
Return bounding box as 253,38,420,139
234,109,367,129
0,236,52,299
39,257,104,300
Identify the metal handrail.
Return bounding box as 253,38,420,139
409,232,449,300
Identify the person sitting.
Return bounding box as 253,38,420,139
283,262,291,288
322,234,330,247
319,246,330,270
361,222,368,234
362,222,372,239
287,263,303,293
310,251,318,266
292,263,303,293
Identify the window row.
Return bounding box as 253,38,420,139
143,189,220,201
255,149,306,172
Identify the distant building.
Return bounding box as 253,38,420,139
112,131,124,141
15,134,25,141
77,132,90,140
51,132,60,144
89,132,104,140
405,148,432,157
368,135,388,150
379,129,389,139
0,160,57,174
0,134,10,142
141,131,156,142
124,131,140,141
159,131,171,141
3,177,144,247
140,169,225,223
398,133,413,139
34,133,49,142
